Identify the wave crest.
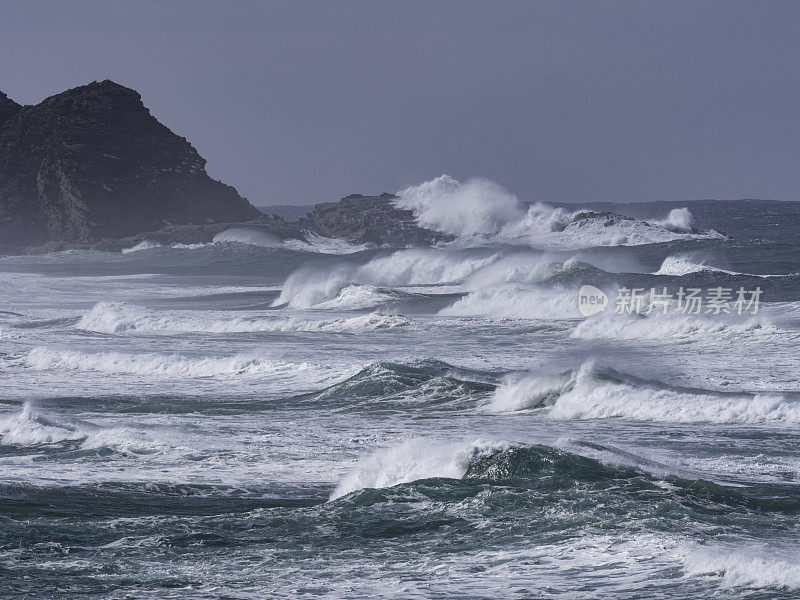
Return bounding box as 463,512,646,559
121,240,162,254
77,302,413,333
396,175,724,249
21,347,321,378
485,362,800,424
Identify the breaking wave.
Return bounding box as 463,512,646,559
439,285,581,319
0,403,84,446
121,240,162,253
331,439,656,499
0,403,164,452
271,248,498,308
212,228,282,247
396,175,724,249
571,311,787,342
655,254,792,278
485,362,800,424
682,546,800,590
210,228,372,254
272,268,401,309
20,347,322,378
77,302,413,334
653,207,694,232
282,232,373,254
331,439,511,499
272,247,592,311
329,437,800,594
310,285,400,310
654,254,737,276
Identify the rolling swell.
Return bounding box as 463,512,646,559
334,440,800,518
463,443,634,481
4,198,800,599
297,359,497,410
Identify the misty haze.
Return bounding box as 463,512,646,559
2,2,800,599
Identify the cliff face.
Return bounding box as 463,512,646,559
0,92,21,126
0,80,451,253
0,80,261,248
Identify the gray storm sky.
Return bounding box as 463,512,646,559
1,0,799,205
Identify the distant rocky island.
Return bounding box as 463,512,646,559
0,80,446,254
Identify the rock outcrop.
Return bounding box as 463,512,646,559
297,193,451,246
0,80,262,250
0,92,21,127
92,193,452,252
0,80,451,254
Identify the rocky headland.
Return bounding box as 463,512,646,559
0,81,447,254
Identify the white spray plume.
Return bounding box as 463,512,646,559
654,207,694,232
395,175,716,249
395,174,525,236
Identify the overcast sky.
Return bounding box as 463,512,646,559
2,0,799,205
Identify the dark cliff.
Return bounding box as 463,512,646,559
0,80,262,249
0,92,21,126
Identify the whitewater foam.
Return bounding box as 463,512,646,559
0,403,84,446
273,249,501,308
653,207,694,232
396,174,524,236
121,240,162,253
171,242,210,250
331,438,511,499
440,285,581,319
77,302,413,334
486,362,800,424
282,232,373,254
571,311,784,342
682,545,800,590
212,228,282,247
655,255,738,276
396,175,723,250
0,403,170,452
22,347,321,378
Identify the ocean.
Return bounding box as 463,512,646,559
2,195,800,599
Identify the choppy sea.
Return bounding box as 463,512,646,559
2,194,800,599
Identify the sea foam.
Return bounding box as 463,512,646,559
77,301,412,334
121,240,162,253
486,362,800,424
330,438,511,500
396,174,723,249
22,347,319,378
